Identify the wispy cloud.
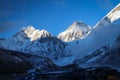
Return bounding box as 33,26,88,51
95,0,114,10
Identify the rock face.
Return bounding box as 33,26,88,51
0,48,32,74
25,37,67,60
0,26,52,51
0,48,57,74
58,21,91,42
0,26,71,67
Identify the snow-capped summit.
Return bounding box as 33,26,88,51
107,3,120,23
58,21,91,42
22,26,36,38
1,26,52,51
38,29,52,38
0,26,72,66
22,26,51,41
94,3,120,28
1,3,120,69
74,3,120,69
66,3,120,60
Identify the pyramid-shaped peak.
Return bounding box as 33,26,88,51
58,21,91,42
72,21,87,26
68,21,90,31
73,21,86,24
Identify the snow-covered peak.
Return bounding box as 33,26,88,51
15,26,52,41
58,21,91,42
25,28,51,41
1,25,52,51
107,3,120,22
23,26,36,38
67,21,90,31
94,3,120,28
66,3,120,60
23,25,35,31
38,29,52,38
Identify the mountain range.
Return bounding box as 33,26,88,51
0,3,120,74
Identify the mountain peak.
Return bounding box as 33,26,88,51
68,21,90,31
106,3,120,23
73,21,86,25
94,3,120,28
37,29,52,39
24,28,51,41
22,25,35,31
22,26,36,39
12,26,52,41
58,21,91,42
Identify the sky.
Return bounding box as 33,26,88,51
0,0,120,38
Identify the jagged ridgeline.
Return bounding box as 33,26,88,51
0,3,120,75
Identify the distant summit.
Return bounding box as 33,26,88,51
0,26,69,67
107,3,120,23
58,21,91,42
94,3,120,28
0,26,52,51
22,26,52,41
0,3,120,70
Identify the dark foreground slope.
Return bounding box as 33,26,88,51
0,48,57,74
0,48,32,74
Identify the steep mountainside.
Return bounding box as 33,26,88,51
94,3,120,28
0,48,57,74
0,3,120,70
1,26,52,51
0,26,73,66
25,36,70,61
76,36,120,69
23,26,52,41
74,3,120,69
66,3,120,60
0,48,32,74
58,21,91,42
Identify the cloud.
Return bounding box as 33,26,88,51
95,0,114,10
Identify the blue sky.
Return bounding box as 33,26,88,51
0,0,120,38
